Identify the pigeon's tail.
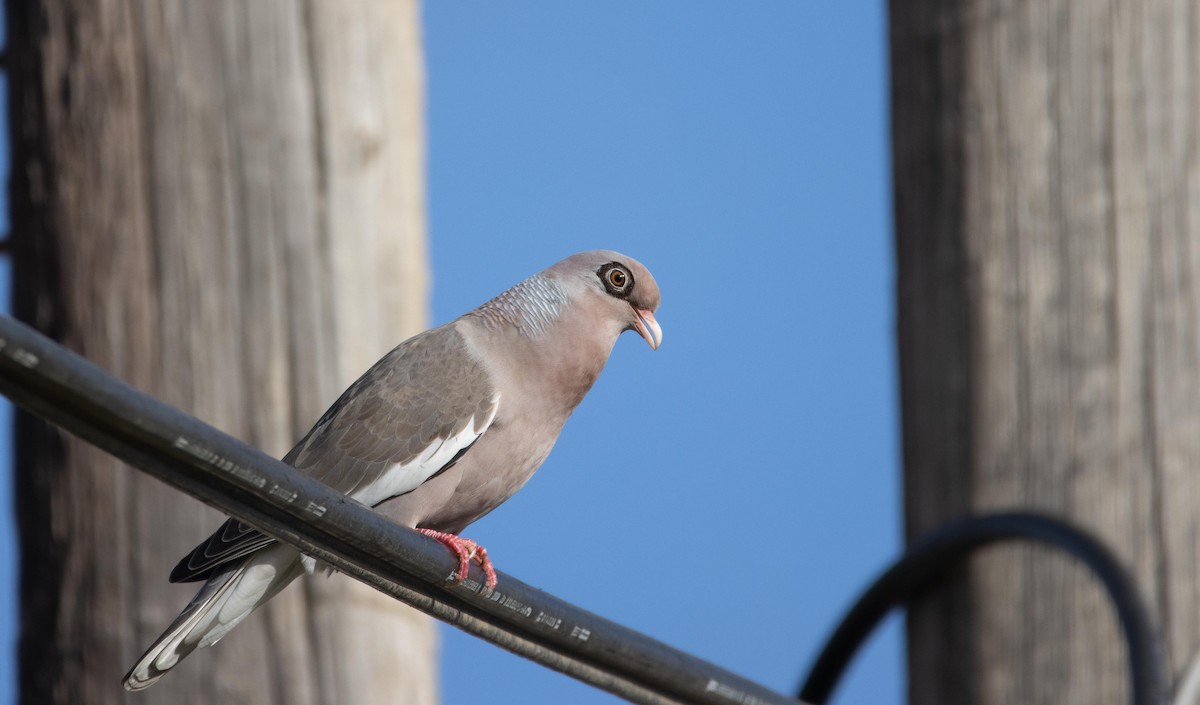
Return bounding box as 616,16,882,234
123,544,304,691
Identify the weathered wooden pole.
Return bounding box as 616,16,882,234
894,2,1200,703
8,2,434,703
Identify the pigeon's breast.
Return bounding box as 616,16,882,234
411,413,562,533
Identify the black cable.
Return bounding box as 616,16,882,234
0,314,800,705
797,512,1168,705
3,310,1166,705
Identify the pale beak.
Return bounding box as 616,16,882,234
632,308,662,350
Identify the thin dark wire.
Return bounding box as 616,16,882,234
3,309,1168,705
798,511,1168,705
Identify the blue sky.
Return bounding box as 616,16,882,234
422,4,899,704
1,3,900,704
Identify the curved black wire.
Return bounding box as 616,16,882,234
797,512,1168,705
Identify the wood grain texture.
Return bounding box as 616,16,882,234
894,1,1200,703
9,1,435,703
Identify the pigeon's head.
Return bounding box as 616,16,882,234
549,250,662,350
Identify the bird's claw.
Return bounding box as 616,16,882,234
417,528,498,590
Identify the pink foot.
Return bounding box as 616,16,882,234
417,528,498,590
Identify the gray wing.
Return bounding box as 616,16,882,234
171,324,498,583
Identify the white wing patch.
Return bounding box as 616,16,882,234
350,394,500,508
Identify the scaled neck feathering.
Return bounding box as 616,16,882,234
465,274,569,338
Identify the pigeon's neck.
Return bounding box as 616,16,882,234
466,274,569,338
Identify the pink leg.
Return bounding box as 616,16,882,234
417,528,498,589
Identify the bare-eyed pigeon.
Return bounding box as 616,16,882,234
123,250,662,690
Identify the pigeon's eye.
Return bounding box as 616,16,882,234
598,263,634,297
